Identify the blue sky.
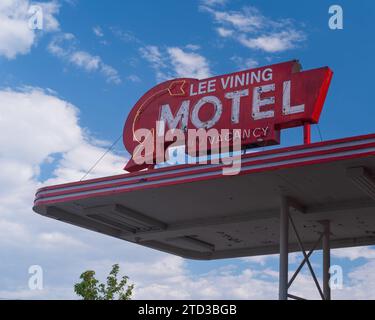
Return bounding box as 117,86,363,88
0,0,375,299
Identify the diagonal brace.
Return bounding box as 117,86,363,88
289,215,325,300
288,232,324,289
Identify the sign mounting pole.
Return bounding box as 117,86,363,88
304,123,311,144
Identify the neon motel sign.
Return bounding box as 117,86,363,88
123,60,333,172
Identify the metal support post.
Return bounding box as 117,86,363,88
322,220,331,300
279,197,289,300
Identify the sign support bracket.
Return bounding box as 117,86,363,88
304,123,311,144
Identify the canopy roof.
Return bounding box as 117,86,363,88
33,133,375,260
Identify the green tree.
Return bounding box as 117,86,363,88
74,264,134,300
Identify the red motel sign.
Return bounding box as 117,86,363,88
123,60,333,172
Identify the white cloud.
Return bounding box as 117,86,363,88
126,255,332,300
0,219,30,246
241,254,277,266
140,45,211,82
63,0,78,6
0,86,125,197
205,6,263,32
48,33,122,84
45,138,125,184
37,1,60,32
125,256,279,300
0,86,147,299
0,0,59,59
185,44,200,51
238,30,305,52
230,55,258,69
202,5,305,53
69,51,101,71
92,26,103,37
332,247,375,261
36,232,88,250
110,27,139,43
100,63,122,84
167,47,211,79
0,87,81,164
200,0,228,7
140,46,173,82
216,27,233,37
127,74,141,83
335,260,375,299
47,32,74,56
139,45,165,69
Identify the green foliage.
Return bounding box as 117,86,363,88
74,264,134,300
